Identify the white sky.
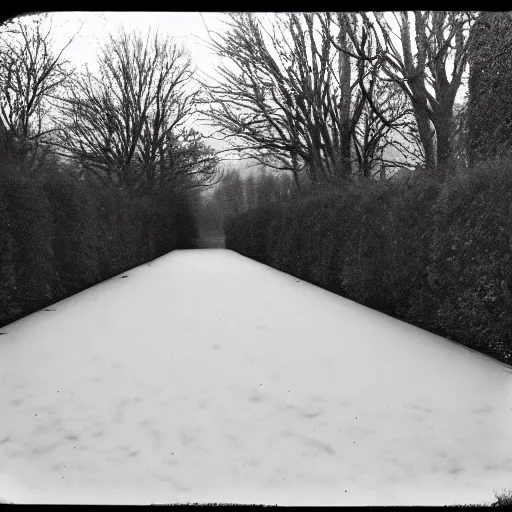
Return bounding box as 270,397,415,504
13,10,472,100
7,11,468,162
46,11,468,113
41,12,231,152
48,12,227,77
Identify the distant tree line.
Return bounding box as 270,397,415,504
0,15,219,326
195,165,297,238
218,11,512,366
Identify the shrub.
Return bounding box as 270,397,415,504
225,162,512,366
147,190,179,256
416,159,512,363
174,189,200,249
42,171,102,297
0,162,200,327
334,182,396,313
266,202,302,274
225,204,279,263
1,171,59,317
0,182,17,324
385,174,441,319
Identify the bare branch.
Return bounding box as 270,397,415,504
53,29,219,191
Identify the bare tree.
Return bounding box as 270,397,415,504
53,29,218,191
0,14,72,170
244,166,295,209
213,167,248,217
336,22,423,179
200,13,367,191
354,82,424,178
206,165,294,226
346,11,475,178
160,128,219,191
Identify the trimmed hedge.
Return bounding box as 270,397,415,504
414,159,512,362
42,171,102,297
224,204,282,264
225,165,512,366
0,166,199,328
3,174,60,317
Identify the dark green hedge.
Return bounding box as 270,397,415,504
225,165,512,366
0,167,199,328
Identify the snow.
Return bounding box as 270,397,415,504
0,249,511,506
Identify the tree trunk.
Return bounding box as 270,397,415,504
412,102,437,174
433,110,454,180
338,14,353,179
340,126,353,178
291,152,302,194
361,154,371,179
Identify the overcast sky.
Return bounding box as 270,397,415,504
45,11,468,105
34,12,235,159
49,12,226,77
8,11,469,172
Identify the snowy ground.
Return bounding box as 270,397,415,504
0,249,511,506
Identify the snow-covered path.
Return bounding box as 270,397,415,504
0,249,511,506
